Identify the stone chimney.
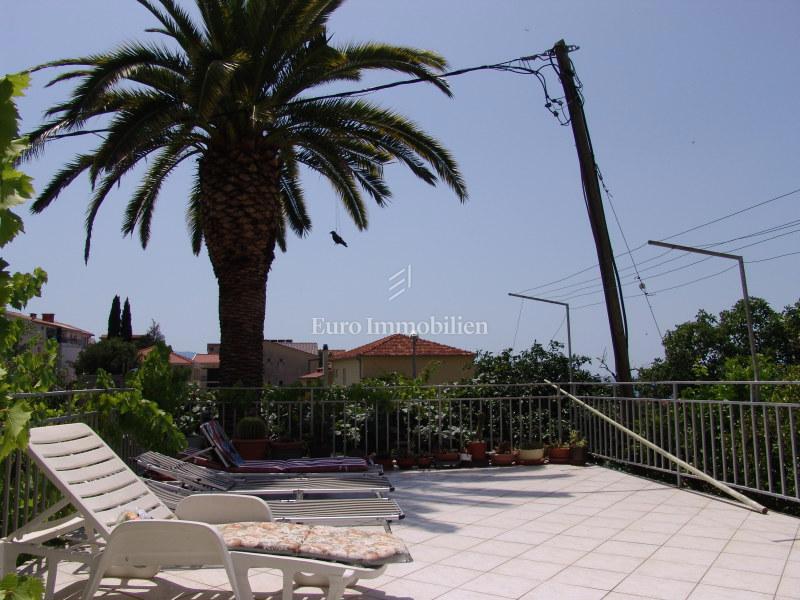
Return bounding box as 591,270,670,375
29,313,37,319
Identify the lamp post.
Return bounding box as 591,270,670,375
508,293,573,392
410,333,419,379
647,240,760,400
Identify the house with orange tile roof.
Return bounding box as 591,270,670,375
331,334,474,385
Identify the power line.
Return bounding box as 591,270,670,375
542,223,800,302
572,249,799,310
573,265,738,309
515,186,800,294
748,250,800,263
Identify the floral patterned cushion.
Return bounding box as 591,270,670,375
217,521,412,567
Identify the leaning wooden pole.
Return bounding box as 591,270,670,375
543,380,767,514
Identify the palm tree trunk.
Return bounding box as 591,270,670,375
200,141,281,388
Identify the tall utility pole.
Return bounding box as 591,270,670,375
553,40,632,385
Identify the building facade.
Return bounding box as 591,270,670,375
7,312,94,383
331,334,474,385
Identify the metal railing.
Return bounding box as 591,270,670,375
192,381,800,507
569,381,800,506
2,380,798,536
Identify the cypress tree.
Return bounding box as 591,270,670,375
121,297,133,342
107,295,121,338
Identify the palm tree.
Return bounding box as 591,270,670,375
27,0,467,386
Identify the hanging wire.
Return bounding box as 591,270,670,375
550,313,568,342
511,298,525,350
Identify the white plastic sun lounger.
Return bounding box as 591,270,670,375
0,423,408,600
137,450,394,498
144,478,404,531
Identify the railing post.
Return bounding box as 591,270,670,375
673,383,682,488
557,388,563,444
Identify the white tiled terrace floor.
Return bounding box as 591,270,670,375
46,464,800,599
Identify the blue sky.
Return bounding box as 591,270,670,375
2,0,799,372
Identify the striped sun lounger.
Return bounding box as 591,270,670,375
137,451,394,499
199,420,372,473
144,479,403,531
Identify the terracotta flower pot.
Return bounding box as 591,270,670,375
434,451,460,462
548,446,571,464
570,446,588,466
232,438,268,460
417,456,433,469
466,441,487,461
375,457,395,470
491,453,515,466
269,440,306,459
396,457,417,469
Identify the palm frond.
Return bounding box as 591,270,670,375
186,176,204,255
278,154,311,236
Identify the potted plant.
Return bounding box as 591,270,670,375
232,416,268,460
433,446,461,467
268,438,307,459
465,410,487,460
372,450,395,470
518,438,545,465
547,437,571,464
491,440,516,466
395,449,417,470
569,430,588,466
417,453,434,468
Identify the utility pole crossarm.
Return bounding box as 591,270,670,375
648,240,741,261
508,293,568,308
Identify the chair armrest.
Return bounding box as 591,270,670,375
175,493,273,524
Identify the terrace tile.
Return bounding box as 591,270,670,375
41,465,798,600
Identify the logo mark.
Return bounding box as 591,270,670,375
388,264,412,301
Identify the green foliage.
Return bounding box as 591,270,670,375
0,573,44,600
235,416,267,439
640,297,800,382
472,341,596,391
121,297,132,341
107,295,121,338
74,337,137,378
568,429,587,448
82,370,185,455
135,319,165,349
0,399,31,460
127,342,189,416
174,385,218,435
0,72,57,461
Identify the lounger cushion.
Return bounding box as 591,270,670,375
219,521,412,567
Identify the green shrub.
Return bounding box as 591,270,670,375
235,416,267,439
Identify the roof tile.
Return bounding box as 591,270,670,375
332,334,473,361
